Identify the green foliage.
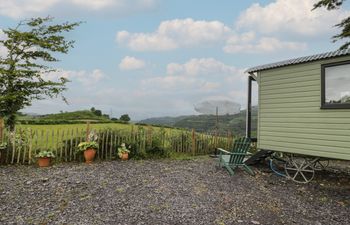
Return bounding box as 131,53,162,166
313,0,350,49
139,115,190,126
15,109,128,125
0,142,7,150
120,114,131,122
77,141,99,152
174,108,257,136
0,16,80,130
94,110,102,117
90,107,105,117
138,108,257,136
146,147,169,159
36,150,55,158
313,0,344,10
9,130,29,147
117,143,131,158
40,110,108,121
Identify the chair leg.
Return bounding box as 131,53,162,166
243,164,255,176
224,164,235,176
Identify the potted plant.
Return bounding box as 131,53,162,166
36,150,55,167
118,143,130,160
77,141,99,163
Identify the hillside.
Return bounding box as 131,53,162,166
17,110,115,125
138,115,190,126
139,107,258,136
39,110,110,121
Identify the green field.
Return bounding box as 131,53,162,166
18,123,133,133
9,123,186,150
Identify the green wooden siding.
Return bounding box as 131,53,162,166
257,55,350,160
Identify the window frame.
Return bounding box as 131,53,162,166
321,60,350,109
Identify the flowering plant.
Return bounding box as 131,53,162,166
117,143,130,158
77,141,99,152
36,150,55,158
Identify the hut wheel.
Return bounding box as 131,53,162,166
284,154,316,183
311,159,330,171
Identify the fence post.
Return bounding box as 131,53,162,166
86,121,91,141
191,129,196,156
0,117,4,142
147,125,152,148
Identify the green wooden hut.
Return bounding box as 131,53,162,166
246,50,350,161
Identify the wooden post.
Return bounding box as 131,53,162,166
147,126,152,148
0,118,4,142
191,129,196,156
86,121,91,141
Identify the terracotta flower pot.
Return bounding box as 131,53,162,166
120,152,129,161
38,157,51,167
84,148,96,163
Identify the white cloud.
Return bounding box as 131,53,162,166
0,0,158,19
43,69,106,86
166,58,240,76
236,0,349,37
142,76,220,92
117,17,307,54
116,18,231,51
71,0,116,10
141,58,245,93
119,56,146,71
224,34,307,53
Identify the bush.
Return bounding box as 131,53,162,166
146,146,169,159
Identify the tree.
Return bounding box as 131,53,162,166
94,110,102,117
0,17,80,130
313,0,350,49
120,114,130,122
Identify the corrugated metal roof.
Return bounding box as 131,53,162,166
246,49,350,73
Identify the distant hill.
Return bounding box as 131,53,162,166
17,110,117,125
39,110,110,121
139,115,190,126
139,107,258,136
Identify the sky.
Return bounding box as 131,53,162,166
0,0,349,120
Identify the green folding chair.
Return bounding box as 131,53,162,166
217,137,254,176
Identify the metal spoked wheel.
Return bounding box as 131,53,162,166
284,154,316,183
312,159,330,171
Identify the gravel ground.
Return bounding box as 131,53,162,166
0,157,349,225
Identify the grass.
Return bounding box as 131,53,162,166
18,123,133,133
1,123,228,163
7,123,191,151
17,123,186,134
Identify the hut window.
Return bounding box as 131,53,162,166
321,61,350,109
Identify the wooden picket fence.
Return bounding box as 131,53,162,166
0,122,235,165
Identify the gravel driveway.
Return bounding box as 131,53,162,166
0,157,349,225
